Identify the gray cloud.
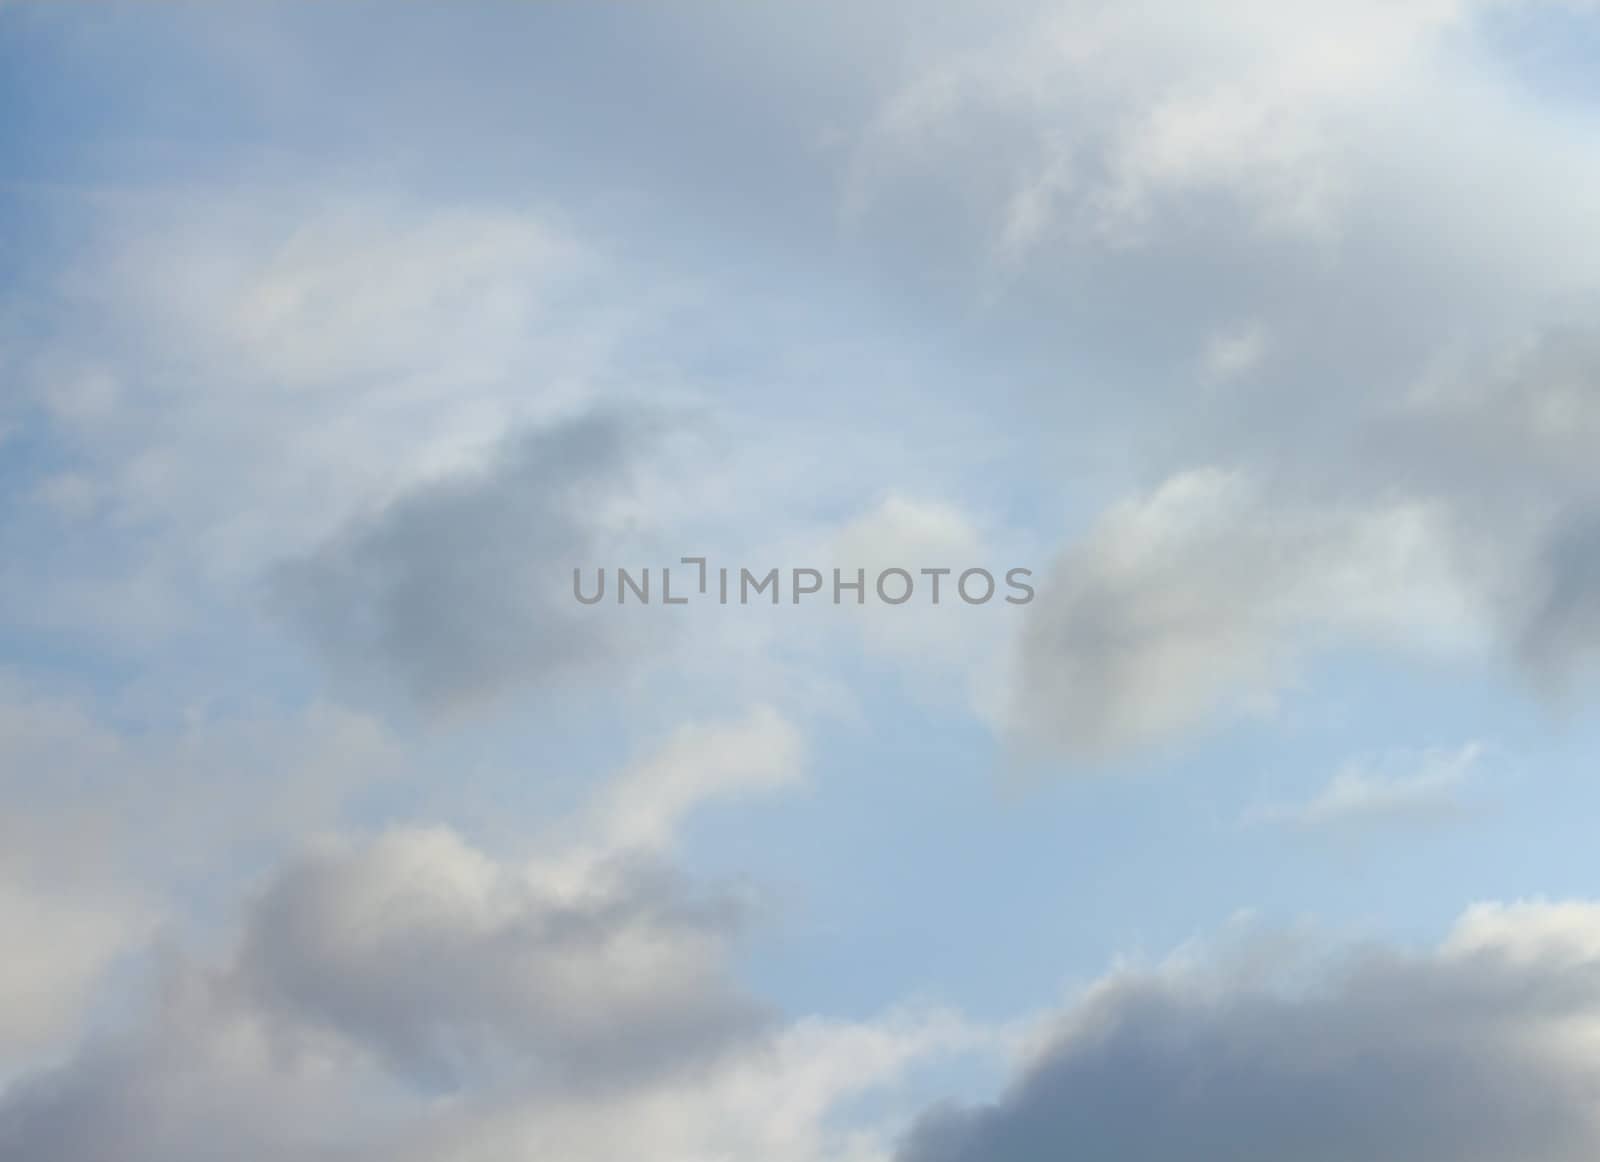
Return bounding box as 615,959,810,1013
0,711,807,1162
228,828,767,1091
271,409,665,711
1521,514,1600,699
1376,327,1600,703
902,902,1600,1162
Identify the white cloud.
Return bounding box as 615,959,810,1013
0,881,148,1066
833,495,991,658
1246,742,1484,829
852,0,1479,249
852,0,1600,264
588,705,804,854
1010,470,1484,757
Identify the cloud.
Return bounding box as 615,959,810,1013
1245,742,1483,830
0,678,400,1062
0,882,146,1066
270,408,672,712
851,0,1461,248
832,495,991,658
0,678,400,886
221,709,804,1090
0,989,986,1162
8,8,1600,1158
852,0,1600,266
1434,330,1600,698
0,192,662,654
1009,470,1482,757
379,1010,992,1162
1521,514,1600,699
1005,310,1600,759
901,900,1600,1162
217,708,803,1089
836,0,1600,758
586,705,804,854
0,708,999,1162
229,826,765,1091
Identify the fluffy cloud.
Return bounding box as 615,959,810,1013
228,707,805,1088
1010,470,1482,756
901,900,1600,1162
230,827,765,1090
0,709,995,1162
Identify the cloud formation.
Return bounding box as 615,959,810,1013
0,709,993,1162
837,0,1600,758
902,900,1600,1162
1011,470,1480,757
272,409,669,711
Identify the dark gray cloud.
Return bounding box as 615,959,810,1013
272,409,665,711
1521,514,1600,699
901,904,1600,1162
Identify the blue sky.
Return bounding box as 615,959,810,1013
6,4,1600,1161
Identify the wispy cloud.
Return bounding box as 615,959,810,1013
1245,742,1484,830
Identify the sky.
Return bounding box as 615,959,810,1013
4,2,1600,1159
